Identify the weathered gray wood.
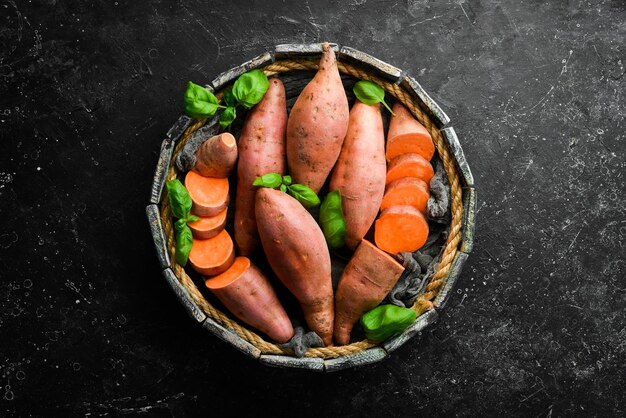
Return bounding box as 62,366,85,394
149,138,175,204
260,355,324,371
274,43,340,59
210,52,274,91
400,74,450,128
202,317,262,359
441,127,474,187
337,46,403,83
166,115,192,142
146,204,171,269
324,347,387,372
175,116,220,172
162,268,206,323
460,187,476,254
382,309,439,354
434,252,470,308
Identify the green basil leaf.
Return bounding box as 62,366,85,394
175,223,194,266
187,215,200,223
223,86,237,107
360,304,417,342
232,69,270,109
219,106,237,129
282,175,292,186
320,190,346,248
174,218,187,232
184,81,221,119
287,184,320,208
166,179,193,220
280,184,287,193
253,172,283,188
353,80,394,115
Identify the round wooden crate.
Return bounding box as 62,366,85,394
146,43,476,371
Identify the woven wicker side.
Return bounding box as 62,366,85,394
149,44,474,369
433,252,470,308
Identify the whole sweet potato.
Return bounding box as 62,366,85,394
329,101,386,249
286,42,349,193
234,78,287,256
255,187,334,346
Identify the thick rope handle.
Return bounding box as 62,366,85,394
159,59,463,359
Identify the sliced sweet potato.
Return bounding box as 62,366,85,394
193,132,238,177
381,178,430,214
188,208,227,239
185,170,229,217
374,205,429,254
385,153,434,185
188,229,235,276
206,257,294,343
386,102,434,161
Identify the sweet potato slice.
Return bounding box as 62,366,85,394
386,102,434,161
334,240,405,345
185,170,229,217
385,153,434,185
193,132,238,177
188,229,235,276
381,178,430,214
206,257,294,343
374,205,429,254
188,208,227,239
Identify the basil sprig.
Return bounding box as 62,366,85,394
185,70,270,129
319,190,347,249
184,82,224,119
353,80,394,115
360,304,417,342
252,173,320,208
166,179,198,266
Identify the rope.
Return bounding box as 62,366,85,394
159,58,463,359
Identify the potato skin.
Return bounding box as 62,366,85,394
286,42,349,193
334,240,405,345
208,260,294,343
255,187,334,345
329,102,386,250
234,78,287,256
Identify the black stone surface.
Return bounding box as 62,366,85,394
1,0,624,416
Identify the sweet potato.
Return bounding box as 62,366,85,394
255,187,334,345
386,102,434,161
286,42,349,193
374,205,429,254
188,208,227,239
329,101,386,249
381,178,429,214
205,257,294,343
234,78,287,256
193,132,238,177
185,171,229,217
334,240,405,345
385,153,434,185
188,229,235,276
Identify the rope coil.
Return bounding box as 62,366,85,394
159,58,463,359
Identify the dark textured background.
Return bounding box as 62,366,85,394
1,0,625,416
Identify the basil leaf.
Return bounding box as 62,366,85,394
253,172,283,188
360,304,417,342
187,215,200,223
233,69,270,109
353,80,394,115
287,184,320,208
223,86,237,107
184,81,221,119
166,179,193,220
175,223,194,266
280,184,287,193
219,106,236,129
174,218,187,232
320,190,346,248
282,175,292,186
